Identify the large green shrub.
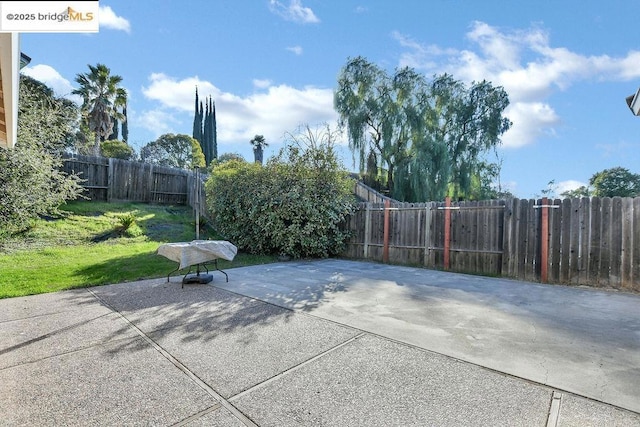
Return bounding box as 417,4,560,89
205,138,356,258
0,75,83,237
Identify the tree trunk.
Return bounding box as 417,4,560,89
93,133,101,157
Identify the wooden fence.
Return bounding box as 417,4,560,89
61,155,207,214
341,196,640,292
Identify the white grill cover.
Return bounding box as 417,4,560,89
157,240,238,270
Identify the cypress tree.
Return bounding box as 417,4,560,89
108,117,119,140
203,98,211,165
121,103,128,143
191,89,218,167
192,87,203,145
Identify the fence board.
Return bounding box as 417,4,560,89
588,197,602,285
609,197,623,289
633,198,640,286
548,199,562,283
578,197,590,285
621,197,633,290
568,198,580,285
599,198,612,287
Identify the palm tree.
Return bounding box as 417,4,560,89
250,134,268,165
72,64,127,156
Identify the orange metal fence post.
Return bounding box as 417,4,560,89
444,196,451,270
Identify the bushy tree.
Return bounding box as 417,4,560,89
216,152,245,163
589,167,640,197
100,139,134,160
1,75,83,236
18,75,79,153
560,186,592,199
140,133,205,169
205,124,356,258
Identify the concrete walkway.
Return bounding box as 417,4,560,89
1,259,639,426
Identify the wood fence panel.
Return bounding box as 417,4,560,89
61,155,194,206
588,197,602,285
633,198,640,287
340,196,640,292
577,197,590,285
61,155,109,201
609,197,623,289
450,203,465,271
568,198,581,285
548,198,562,283
502,198,517,277
598,198,612,287
621,197,634,289
559,199,572,283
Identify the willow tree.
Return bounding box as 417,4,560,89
72,63,127,157
335,56,511,202
334,56,427,195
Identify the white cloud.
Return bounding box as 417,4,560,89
556,180,589,195
286,45,303,55
21,64,82,104
501,102,560,148
253,79,272,89
269,0,319,24
141,73,339,146
99,5,131,33
393,21,640,149
136,110,182,140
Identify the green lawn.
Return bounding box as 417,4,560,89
0,201,278,299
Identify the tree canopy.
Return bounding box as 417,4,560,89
140,133,205,169
589,167,640,198
334,56,511,202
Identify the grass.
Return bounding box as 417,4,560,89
0,201,279,299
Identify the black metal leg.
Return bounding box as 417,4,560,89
167,265,181,282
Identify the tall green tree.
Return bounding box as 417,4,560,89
72,63,127,157
590,167,640,197
140,133,205,169
202,96,216,166
192,88,203,145
412,74,511,201
334,57,423,195
121,102,128,143
192,89,217,167
334,56,511,202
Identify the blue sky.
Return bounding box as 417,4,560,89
18,0,640,199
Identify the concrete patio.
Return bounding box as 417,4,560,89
1,259,639,426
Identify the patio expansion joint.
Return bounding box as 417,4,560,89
86,289,260,427
229,332,367,403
